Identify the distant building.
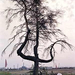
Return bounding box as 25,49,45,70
46,67,52,70
19,66,28,70
0,67,5,71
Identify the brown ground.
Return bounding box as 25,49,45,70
8,68,75,75
9,70,29,75
47,68,75,74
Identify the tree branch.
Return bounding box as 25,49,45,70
18,52,36,61
38,43,54,63
38,40,72,63
17,29,35,61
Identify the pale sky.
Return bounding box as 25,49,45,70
0,0,75,68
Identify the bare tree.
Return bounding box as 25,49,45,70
2,0,72,75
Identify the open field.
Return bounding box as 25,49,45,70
0,70,29,75
47,68,75,74
0,68,75,75
9,70,29,75
0,71,11,75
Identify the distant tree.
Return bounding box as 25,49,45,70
2,0,72,75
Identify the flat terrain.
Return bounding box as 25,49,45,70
47,68,75,74
0,71,11,75
9,68,75,75
9,70,29,75
0,68,75,75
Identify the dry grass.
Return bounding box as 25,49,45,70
0,68,75,75
9,70,29,75
47,68,75,74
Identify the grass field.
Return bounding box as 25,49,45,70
0,69,75,75
0,72,75,75
61,73,75,75
0,71,11,75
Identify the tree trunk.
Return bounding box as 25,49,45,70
33,4,39,75
33,46,39,75
33,60,39,75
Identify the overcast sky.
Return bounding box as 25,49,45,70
0,0,75,68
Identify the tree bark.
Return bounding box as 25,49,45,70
33,4,39,75
33,58,39,75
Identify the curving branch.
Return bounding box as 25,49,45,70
38,41,54,63
38,40,72,63
17,29,36,61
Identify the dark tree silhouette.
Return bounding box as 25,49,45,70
2,0,72,75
